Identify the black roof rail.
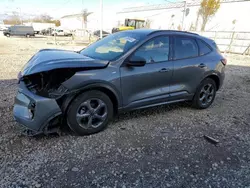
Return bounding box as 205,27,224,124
149,30,199,36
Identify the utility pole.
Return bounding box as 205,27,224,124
99,0,103,39
17,7,22,25
82,0,84,36
181,0,187,30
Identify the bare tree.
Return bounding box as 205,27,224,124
194,9,201,31
40,14,53,22
31,14,60,26
177,24,182,31
189,22,195,31
199,0,220,31
33,14,52,22
3,11,21,25
145,19,152,28
81,9,92,31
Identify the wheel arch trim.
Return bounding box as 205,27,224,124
61,82,122,115
203,71,221,90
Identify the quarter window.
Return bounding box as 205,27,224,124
132,36,170,63
197,39,212,55
174,37,198,60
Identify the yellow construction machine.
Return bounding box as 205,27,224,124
112,18,145,33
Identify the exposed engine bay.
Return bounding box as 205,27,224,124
21,69,79,98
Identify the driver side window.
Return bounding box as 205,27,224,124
132,36,170,63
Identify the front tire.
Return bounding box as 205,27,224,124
192,78,217,109
67,90,113,135
26,34,30,38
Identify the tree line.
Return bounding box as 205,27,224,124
3,13,60,26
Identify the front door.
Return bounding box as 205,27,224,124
120,36,173,109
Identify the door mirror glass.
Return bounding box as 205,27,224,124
127,56,146,67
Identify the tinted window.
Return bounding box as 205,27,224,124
132,36,169,63
197,39,211,55
174,37,198,60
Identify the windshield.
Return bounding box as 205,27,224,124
80,32,143,61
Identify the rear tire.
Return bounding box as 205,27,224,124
26,34,30,38
67,90,113,135
192,78,217,109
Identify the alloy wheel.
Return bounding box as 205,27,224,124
76,98,108,129
199,83,215,106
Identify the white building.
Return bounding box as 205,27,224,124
60,14,84,30
60,10,117,34
24,22,55,32
117,0,250,31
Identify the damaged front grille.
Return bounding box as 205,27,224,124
22,69,76,98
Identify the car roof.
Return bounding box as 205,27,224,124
121,29,199,37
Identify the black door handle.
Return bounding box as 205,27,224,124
198,63,206,68
159,68,170,73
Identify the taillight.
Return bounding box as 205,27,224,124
221,58,227,65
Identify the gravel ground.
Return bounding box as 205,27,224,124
0,34,250,188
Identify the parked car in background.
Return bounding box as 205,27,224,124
52,29,72,36
40,28,53,35
90,30,110,42
0,26,8,31
14,29,226,136
3,25,35,37
93,30,110,38
24,22,55,35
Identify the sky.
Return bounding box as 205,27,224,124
0,0,170,19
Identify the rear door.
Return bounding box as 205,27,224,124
170,36,207,97
120,35,174,109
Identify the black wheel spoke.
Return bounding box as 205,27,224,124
87,116,93,127
76,98,108,129
200,94,206,101
199,83,215,106
76,112,90,119
76,111,90,125
94,112,107,121
206,84,212,92
94,99,105,113
209,88,214,95
86,100,94,111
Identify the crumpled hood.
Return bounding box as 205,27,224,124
21,49,109,76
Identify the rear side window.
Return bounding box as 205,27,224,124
196,39,212,55
174,37,198,60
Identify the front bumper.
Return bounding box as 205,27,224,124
13,81,62,134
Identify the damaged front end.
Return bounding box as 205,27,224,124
13,49,109,136
21,69,75,99
14,69,79,136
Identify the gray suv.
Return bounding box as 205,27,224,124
13,29,226,136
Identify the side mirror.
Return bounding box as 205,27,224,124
127,56,146,67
